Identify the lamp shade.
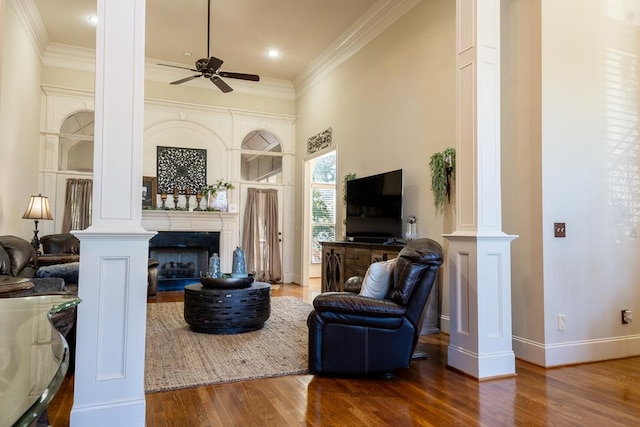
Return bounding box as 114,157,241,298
22,194,53,220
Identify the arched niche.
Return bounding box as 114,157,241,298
240,129,283,183
58,110,95,172
144,120,229,187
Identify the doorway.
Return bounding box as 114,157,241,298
239,183,284,282
239,129,285,282
302,150,337,285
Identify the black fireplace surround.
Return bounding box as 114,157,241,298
149,231,220,291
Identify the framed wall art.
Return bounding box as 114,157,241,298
157,146,207,194
142,176,157,208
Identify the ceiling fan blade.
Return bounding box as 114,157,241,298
206,57,224,71
171,74,202,85
210,76,233,93
158,63,198,72
218,71,260,82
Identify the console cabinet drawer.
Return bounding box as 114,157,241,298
370,249,401,264
344,248,370,268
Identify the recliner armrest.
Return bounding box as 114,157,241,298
313,292,405,317
312,293,406,329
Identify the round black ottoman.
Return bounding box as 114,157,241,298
184,282,271,334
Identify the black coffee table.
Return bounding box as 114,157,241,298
183,282,271,334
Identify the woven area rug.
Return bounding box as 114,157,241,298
145,296,313,393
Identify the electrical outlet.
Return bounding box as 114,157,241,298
554,222,566,238
622,309,633,324
558,314,566,331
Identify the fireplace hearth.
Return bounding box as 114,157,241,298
149,231,220,291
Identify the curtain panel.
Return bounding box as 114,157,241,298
62,178,92,233
242,188,282,283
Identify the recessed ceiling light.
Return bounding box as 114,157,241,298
267,50,280,58
88,16,98,25
183,52,192,57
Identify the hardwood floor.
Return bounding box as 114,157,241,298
47,283,640,426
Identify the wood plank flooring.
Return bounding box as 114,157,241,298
47,284,640,426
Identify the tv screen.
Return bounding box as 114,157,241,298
346,169,403,242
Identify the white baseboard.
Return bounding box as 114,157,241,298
513,334,640,367
71,398,146,427
439,315,450,335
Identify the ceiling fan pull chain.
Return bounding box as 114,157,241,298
207,0,211,58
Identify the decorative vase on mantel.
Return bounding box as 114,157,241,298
207,192,217,210
202,179,235,212
211,190,228,212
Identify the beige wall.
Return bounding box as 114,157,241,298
294,0,456,319
0,1,43,239
539,0,640,363
501,0,545,352
504,0,640,366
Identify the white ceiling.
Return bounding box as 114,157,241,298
33,0,382,84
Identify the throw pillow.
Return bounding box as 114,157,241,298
359,258,396,299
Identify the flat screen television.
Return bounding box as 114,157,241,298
345,169,403,243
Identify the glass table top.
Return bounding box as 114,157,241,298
0,294,80,427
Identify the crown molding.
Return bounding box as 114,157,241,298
11,0,49,56
28,0,419,101
40,84,94,98
41,43,295,100
41,84,296,123
292,0,421,97
42,43,96,72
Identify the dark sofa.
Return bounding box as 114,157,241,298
0,235,75,298
39,233,160,296
0,235,38,282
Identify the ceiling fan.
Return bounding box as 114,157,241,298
157,0,260,93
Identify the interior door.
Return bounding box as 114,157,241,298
238,183,284,279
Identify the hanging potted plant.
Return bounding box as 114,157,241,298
201,179,235,211
429,147,456,209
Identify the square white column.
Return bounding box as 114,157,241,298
70,0,153,425
445,0,517,379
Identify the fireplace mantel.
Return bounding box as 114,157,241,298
142,210,239,272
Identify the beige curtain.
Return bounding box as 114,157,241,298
62,178,92,233
242,188,282,283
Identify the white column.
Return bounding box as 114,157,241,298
70,0,153,426
444,0,517,379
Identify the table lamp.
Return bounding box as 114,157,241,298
22,193,53,255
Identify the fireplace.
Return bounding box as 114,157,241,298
149,231,220,291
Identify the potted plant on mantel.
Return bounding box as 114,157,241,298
201,179,235,212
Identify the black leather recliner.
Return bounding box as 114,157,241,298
307,238,443,375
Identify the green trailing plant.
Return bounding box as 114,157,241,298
342,173,357,206
429,147,456,209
